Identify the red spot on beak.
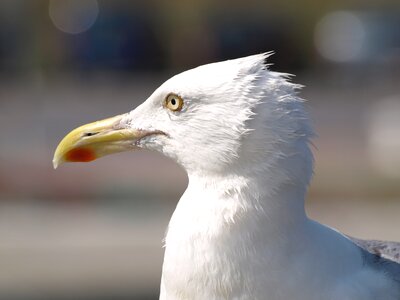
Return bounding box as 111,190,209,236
65,148,96,162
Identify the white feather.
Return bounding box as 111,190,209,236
123,54,399,300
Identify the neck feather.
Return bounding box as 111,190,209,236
165,158,309,247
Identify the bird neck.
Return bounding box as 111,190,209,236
162,165,311,297
169,167,309,241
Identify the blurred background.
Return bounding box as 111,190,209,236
0,0,399,299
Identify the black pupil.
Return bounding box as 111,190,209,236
171,98,176,106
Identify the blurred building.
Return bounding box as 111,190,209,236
0,0,398,76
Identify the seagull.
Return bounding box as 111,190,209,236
53,53,400,300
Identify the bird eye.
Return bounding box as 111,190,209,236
165,94,184,112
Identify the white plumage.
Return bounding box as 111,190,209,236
54,53,400,299
127,53,400,299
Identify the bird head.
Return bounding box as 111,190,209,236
53,53,313,183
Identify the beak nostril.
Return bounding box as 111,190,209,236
83,132,99,137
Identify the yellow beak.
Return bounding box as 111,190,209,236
53,114,142,169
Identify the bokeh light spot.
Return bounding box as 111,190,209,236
315,11,366,63
49,0,99,34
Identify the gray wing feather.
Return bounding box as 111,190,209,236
349,237,400,263
348,236,400,283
